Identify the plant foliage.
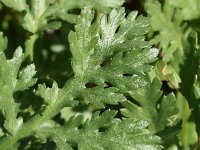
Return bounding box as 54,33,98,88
0,0,200,149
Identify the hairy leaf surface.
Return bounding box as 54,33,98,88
0,46,36,135
36,110,162,150
0,5,162,150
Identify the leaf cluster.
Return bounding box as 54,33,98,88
0,0,200,150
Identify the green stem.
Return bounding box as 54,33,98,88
0,78,82,150
24,34,38,62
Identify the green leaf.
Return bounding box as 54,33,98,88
36,81,59,105
36,110,162,150
1,0,125,63
77,86,126,109
121,78,179,148
0,7,160,149
68,8,98,77
69,7,156,82
121,78,179,132
96,8,151,62
146,0,185,64
16,64,37,91
168,0,200,20
147,2,200,147
178,31,200,139
47,0,124,20
0,46,37,135
1,0,124,33
67,7,158,108
23,0,54,33
36,7,156,110
0,0,26,11
176,92,198,147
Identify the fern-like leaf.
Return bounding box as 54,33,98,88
36,110,162,150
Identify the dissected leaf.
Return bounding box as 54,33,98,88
121,78,179,132
36,110,162,150
2,0,196,148
121,78,179,148
146,2,200,148
0,7,161,149
146,0,184,63
36,81,59,105
67,7,158,109
0,47,37,135
1,0,125,33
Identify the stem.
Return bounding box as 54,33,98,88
0,78,82,150
24,34,38,62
